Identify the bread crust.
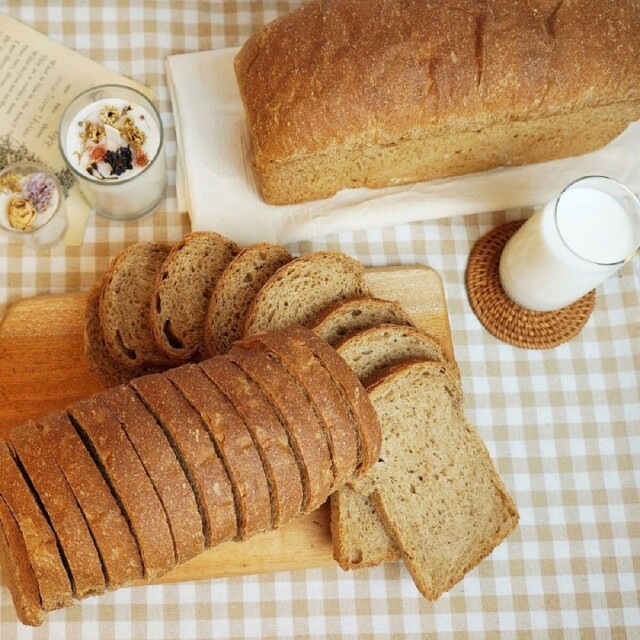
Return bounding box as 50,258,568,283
100,385,205,564
37,411,144,589
130,373,238,547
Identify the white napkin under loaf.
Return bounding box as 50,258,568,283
167,46,640,246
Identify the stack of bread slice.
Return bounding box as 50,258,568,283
0,326,380,626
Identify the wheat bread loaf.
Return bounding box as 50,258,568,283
130,373,237,547
0,439,73,612
204,242,292,356
235,0,640,204
37,411,144,589
243,252,368,337
310,296,414,346
100,385,205,564
199,357,304,528
0,494,43,626
239,329,359,488
9,421,106,600
351,360,519,600
227,346,334,512
100,242,174,370
150,232,239,362
166,364,272,539
68,397,176,579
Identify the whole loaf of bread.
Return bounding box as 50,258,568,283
234,0,640,205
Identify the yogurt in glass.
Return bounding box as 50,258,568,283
58,85,166,221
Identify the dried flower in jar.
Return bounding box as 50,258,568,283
23,173,56,214
0,172,22,193
80,121,106,144
99,105,122,126
8,198,37,231
120,117,146,148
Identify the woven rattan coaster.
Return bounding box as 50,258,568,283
466,220,596,349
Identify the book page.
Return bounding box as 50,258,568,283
0,13,151,245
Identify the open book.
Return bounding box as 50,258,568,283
0,13,150,245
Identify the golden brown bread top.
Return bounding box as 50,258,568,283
235,0,640,163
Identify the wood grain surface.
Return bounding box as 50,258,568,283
0,265,452,584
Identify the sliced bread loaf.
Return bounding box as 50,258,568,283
37,411,144,589
337,324,457,384
227,346,334,513
285,325,381,476
150,232,239,362
310,296,414,346
130,373,237,547
243,252,369,337
0,494,43,626
100,242,174,370
203,243,292,357
199,356,304,528
166,364,272,539
239,329,359,490
9,421,106,600
351,360,519,600
0,439,73,612
100,385,205,564
68,396,176,580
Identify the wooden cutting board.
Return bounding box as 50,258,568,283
0,265,452,584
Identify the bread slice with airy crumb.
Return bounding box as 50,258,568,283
331,323,457,570
243,252,369,337
84,284,165,388
204,243,292,357
337,323,457,385
100,242,174,370
150,232,239,362
351,360,519,600
310,296,414,346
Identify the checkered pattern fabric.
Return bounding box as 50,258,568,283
1,2,639,638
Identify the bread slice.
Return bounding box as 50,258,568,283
130,374,237,547
36,411,143,589
239,329,359,489
227,346,334,513
243,252,369,337
310,296,414,346
351,361,519,600
68,397,176,580
0,439,73,611
9,421,106,600
337,324,457,384
100,385,205,564
166,364,272,539
150,232,239,362
284,325,381,475
331,324,457,570
330,486,399,570
100,242,174,370
203,243,292,356
0,494,43,626
199,356,304,528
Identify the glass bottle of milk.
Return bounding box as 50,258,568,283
499,176,640,312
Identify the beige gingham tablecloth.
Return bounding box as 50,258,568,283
0,2,639,638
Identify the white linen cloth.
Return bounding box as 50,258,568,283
167,46,640,246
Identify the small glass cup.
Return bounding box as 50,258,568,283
58,84,167,221
0,161,68,247
499,176,640,312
